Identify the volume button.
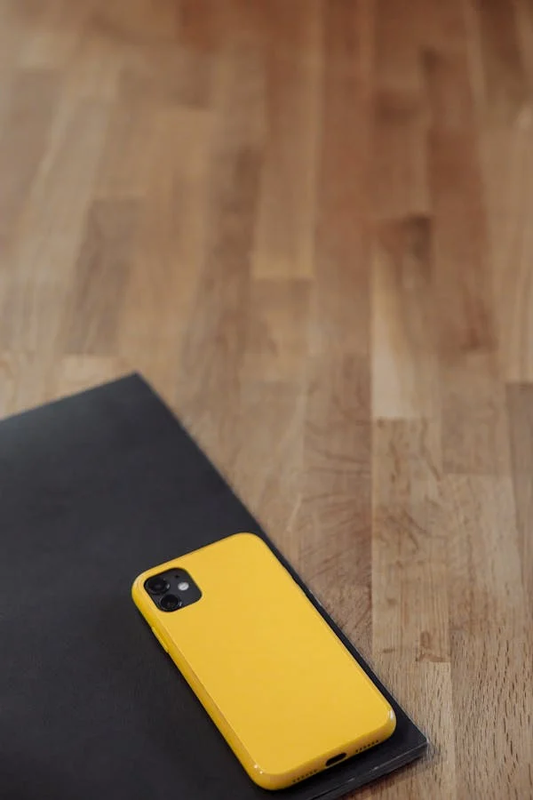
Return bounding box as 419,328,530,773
151,626,168,653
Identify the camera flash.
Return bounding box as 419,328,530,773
177,581,190,592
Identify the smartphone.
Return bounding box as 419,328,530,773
132,532,396,790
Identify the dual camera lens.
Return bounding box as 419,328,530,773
146,576,169,595
160,594,181,611
146,575,183,612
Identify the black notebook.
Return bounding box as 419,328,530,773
0,375,427,800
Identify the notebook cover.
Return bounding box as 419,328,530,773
0,374,428,800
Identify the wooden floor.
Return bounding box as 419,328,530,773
1,0,532,796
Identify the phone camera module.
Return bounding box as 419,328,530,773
144,568,201,611
146,576,170,595
160,594,182,612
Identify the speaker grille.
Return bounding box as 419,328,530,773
292,768,319,784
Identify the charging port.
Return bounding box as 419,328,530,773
326,753,346,767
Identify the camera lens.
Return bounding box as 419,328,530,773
146,576,170,595
160,594,182,612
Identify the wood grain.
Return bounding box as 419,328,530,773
1,0,532,796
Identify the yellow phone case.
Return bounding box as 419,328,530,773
132,533,396,790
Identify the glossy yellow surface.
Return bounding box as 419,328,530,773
132,533,395,790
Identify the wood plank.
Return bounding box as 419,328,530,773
117,107,211,397
474,0,529,124
1,98,110,353
506,383,533,613
440,353,510,476
442,475,532,797
243,278,311,383
481,122,533,382
372,420,454,798
301,355,372,653
65,199,139,355
0,69,59,252
372,215,439,419
252,0,321,279
176,44,264,455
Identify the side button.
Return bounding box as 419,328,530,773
151,627,168,653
